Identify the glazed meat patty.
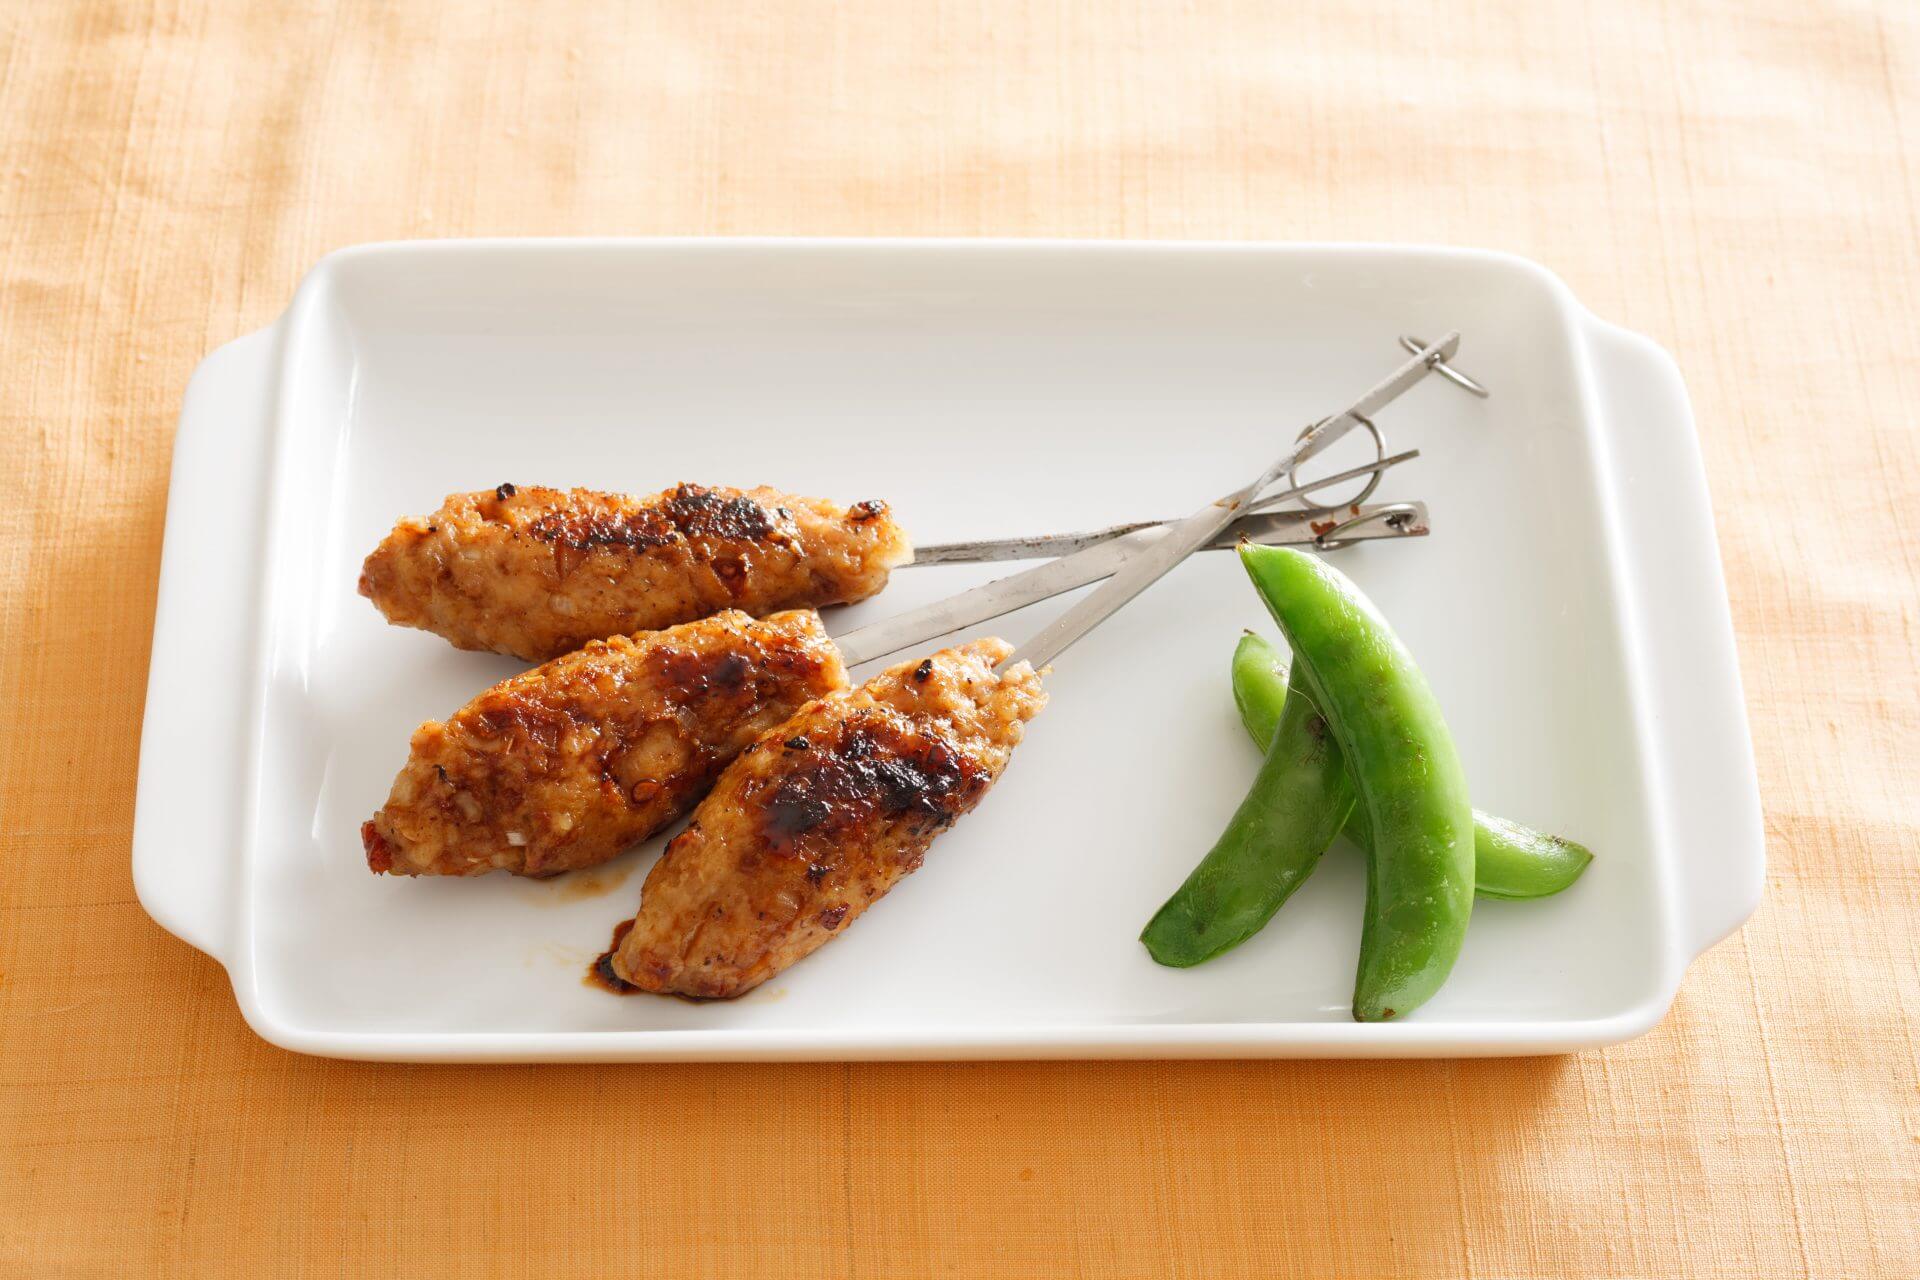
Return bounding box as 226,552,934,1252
360,482,912,661
601,638,1046,999
362,610,848,878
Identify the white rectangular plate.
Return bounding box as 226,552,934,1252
134,240,1762,1059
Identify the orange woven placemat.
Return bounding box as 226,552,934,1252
2,2,1915,1274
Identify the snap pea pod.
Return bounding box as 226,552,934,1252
1239,545,1474,1022
1140,662,1352,967
1232,631,1593,900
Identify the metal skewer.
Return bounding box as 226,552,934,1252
831,500,1427,666
832,333,1487,668
1003,333,1474,670
908,450,1421,565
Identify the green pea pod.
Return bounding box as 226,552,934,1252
1466,813,1592,900
1139,664,1353,967
1232,631,1592,900
1239,544,1474,1022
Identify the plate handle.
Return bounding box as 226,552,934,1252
131,328,280,964
1583,317,1765,961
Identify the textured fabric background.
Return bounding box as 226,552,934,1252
2,1,1916,1275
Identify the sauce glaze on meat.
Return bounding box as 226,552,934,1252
602,638,1045,998
363,610,848,878
359,483,911,661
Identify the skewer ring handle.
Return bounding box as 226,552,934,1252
1400,334,1492,398
1313,501,1425,551
1288,412,1386,512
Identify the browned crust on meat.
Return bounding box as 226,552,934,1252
362,610,848,877
603,638,1046,998
358,483,912,661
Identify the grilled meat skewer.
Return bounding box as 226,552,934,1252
600,638,1045,999
360,482,912,662
362,610,847,878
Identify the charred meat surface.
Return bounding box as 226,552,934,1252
359,483,912,661
363,610,848,877
603,638,1046,999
